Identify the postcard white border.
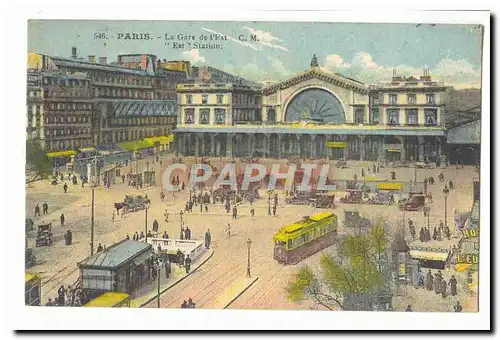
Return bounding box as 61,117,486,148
4,3,491,333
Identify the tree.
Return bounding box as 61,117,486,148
286,218,394,311
26,140,52,182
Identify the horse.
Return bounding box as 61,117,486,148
114,202,126,214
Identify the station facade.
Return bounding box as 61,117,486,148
175,56,447,162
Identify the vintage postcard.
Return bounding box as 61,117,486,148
19,12,489,330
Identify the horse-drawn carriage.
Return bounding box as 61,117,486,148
36,223,53,247
115,195,150,214
340,189,364,204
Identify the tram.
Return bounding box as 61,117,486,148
83,292,131,308
273,212,338,265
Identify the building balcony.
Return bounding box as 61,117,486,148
93,82,153,89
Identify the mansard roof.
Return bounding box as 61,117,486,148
263,66,368,95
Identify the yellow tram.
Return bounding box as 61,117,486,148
83,292,131,308
273,212,338,265
25,272,41,306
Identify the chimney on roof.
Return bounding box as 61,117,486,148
99,56,107,65
72,47,77,59
88,55,96,63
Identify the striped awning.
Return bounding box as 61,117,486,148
46,150,77,158
409,249,449,262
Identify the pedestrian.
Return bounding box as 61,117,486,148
97,243,103,253
445,225,451,239
205,229,211,249
432,227,438,240
160,191,165,201
188,298,196,308
447,274,458,296
153,219,159,233
361,168,365,178
434,270,443,294
226,223,231,238
112,210,115,222
423,177,428,194
185,227,191,240
43,201,48,215
250,208,255,217
205,203,208,213
419,228,425,242
165,259,171,279
454,301,463,312
185,255,191,274
441,279,447,298
34,204,40,217
425,269,434,291
176,249,184,268
405,305,412,312
181,300,188,308
60,213,65,227
449,180,454,190
426,228,432,242
122,174,125,183
134,232,139,241
46,298,55,306
58,285,66,306
181,182,185,191
272,205,277,216
139,231,145,239
410,225,416,239
180,226,185,240
126,234,130,240
63,183,68,193
233,205,238,219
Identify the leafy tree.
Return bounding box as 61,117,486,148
26,140,52,182
286,218,394,310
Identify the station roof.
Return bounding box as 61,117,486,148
446,119,481,144
111,100,178,117
175,124,446,136
78,239,152,269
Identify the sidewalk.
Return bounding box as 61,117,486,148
130,248,214,308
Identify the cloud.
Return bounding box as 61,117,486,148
323,51,481,87
243,26,289,51
180,49,206,64
221,57,291,83
201,27,261,51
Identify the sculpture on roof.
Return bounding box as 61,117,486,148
310,54,319,67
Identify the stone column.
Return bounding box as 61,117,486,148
277,135,283,158
216,136,221,157
344,136,350,160
195,135,200,156
396,136,406,162
226,134,233,158
437,137,442,156
265,134,271,158
418,136,425,161
289,134,296,156
210,134,216,157
359,136,366,161
311,135,317,159
378,136,386,162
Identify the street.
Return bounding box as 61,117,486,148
26,154,479,312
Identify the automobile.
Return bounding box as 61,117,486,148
336,160,348,169
340,189,364,204
25,218,34,233
36,223,53,247
399,193,426,211
285,193,314,205
416,162,437,169
311,193,336,209
367,191,394,205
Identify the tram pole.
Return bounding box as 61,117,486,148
246,238,252,278
90,188,95,256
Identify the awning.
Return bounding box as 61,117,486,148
327,141,347,148
144,135,174,145
79,147,96,153
118,139,155,152
378,182,402,191
409,250,449,262
46,150,77,158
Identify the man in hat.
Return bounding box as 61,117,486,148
425,269,434,291
185,255,192,274
205,229,211,249
152,219,159,233
34,204,41,217
43,201,49,215
165,259,171,279
184,227,191,240
434,271,443,294
63,183,68,193
405,305,412,312
449,275,458,296
454,301,463,312
176,249,184,268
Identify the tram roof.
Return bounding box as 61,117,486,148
279,212,334,234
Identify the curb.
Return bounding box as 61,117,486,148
139,248,215,307
223,277,259,309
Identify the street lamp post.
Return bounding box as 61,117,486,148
246,238,252,278
200,183,203,213
443,185,450,232
423,206,430,228
144,205,149,243
267,191,272,216
157,256,161,308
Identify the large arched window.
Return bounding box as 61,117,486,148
285,88,345,124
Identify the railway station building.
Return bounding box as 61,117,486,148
174,55,448,162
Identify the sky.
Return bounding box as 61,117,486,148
28,20,484,88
